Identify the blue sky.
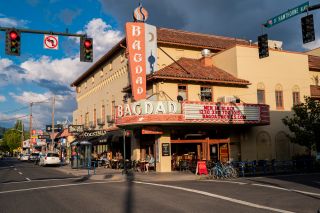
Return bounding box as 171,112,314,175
0,0,319,130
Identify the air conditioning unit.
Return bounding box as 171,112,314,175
217,96,240,103
107,115,114,123
97,118,105,126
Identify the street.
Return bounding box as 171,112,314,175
0,158,319,213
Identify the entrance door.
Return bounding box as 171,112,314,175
210,144,218,162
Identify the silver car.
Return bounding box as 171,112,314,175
39,153,60,166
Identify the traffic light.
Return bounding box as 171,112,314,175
301,14,315,44
5,29,21,56
258,34,269,59
80,37,93,62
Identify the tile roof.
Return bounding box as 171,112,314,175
308,55,320,71
148,57,250,86
157,28,249,50
71,28,249,87
310,85,320,98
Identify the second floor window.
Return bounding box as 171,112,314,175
93,108,97,127
178,85,187,101
292,92,300,106
85,112,89,127
275,90,283,109
102,105,105,123
257,89,265,104
200,86,212,102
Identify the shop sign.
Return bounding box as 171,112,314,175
162,143,170,156
142,126,163,135
68,125,84,133
80,130,108,138
117,100,181,117
125,22,157,101
23,140,30,148
196,161,208,175
184,103,260,122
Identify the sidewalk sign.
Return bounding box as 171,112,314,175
196,161,208,175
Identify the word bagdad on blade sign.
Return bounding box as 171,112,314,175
125,4,157,101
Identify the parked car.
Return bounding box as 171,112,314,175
20,154,30,161
39,153,60,166
29,153,40,162
17,153,23,160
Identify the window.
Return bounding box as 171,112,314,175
257,89,265,104
275,90,283,109
85,112,89,128
178,85,187,101
200,86,212,102
76,87,81,93
292,92,300,106
111,101,116,121
75,119,78,125
80,115,83,124
101,105,105,123
93,108,97,127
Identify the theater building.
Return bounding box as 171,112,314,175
71,27,320,172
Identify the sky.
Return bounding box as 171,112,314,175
0,0,320,131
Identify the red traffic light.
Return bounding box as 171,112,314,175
9,31,18,40
84,40,92,48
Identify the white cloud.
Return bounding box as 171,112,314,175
0,58,13,69
0,17,29,28
20,18,123,85
0,95,6,102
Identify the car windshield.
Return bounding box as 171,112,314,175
47,153,59,157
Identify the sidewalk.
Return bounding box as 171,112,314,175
54,164,201,182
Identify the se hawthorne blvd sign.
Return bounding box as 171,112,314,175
264,2,309,28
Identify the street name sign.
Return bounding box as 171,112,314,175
264,2,309,28
38,134,51,139
46,125,63,132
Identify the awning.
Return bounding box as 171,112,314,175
70,141,92,146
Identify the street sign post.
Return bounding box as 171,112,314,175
46,125,63,132
264,2,309,28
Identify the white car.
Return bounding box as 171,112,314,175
20,154,30,161
39,153,60,166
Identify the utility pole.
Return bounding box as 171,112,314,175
29,102,33,154
51,96,55,151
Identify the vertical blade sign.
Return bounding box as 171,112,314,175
126,22,146,101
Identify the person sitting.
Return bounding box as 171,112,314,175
145,154,155,172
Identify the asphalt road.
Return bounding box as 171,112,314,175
0,158,319,213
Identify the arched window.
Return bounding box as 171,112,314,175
292,85,300,106
257,82,265,104
275,131,290,160
275,84,283,109
256,131,272,160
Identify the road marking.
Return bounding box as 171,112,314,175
134,181,294,213
1,177,82,185
18,172,23,175
0,180,122,194
292,189,320,197
251,184,289,191
25,178,31,181
204,180,247,185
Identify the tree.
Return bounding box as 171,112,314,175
2,120,25,153
282,97,320,154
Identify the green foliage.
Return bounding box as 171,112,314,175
2,120,25,153
282,97,320,152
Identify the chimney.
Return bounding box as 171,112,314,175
200,49,213,67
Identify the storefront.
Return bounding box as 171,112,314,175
116,99,270,172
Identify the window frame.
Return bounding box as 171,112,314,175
292,91,300,106
257,89,266,104
275,90,284,109
178,84,188,101
200,86,213,102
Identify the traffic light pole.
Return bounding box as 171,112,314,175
0,27,86,38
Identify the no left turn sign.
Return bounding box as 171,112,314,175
44,35,59,50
